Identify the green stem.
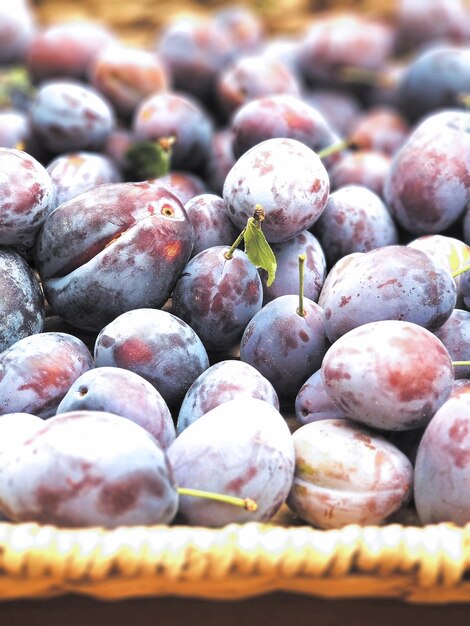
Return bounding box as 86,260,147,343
451,264,470,279
224,227,246,260
317,138,352,160
177,487,258,512
297,253,306,317
452,361,470,367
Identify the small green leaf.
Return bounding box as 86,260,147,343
244,217,277,286
125,140,172,181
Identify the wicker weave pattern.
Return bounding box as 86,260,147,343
1,520,470,602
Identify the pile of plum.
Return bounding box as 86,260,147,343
2,0,470,530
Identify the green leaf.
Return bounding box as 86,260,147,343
244,217,277,286
125,140,172,181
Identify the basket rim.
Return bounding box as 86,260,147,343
1,519,470,603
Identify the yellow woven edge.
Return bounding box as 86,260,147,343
1,520,470,603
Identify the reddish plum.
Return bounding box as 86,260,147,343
157,15,233,105
287,419,413,528
216,55,301,119
89,45,169,118
94,308,209,408
414,388,470,525
383,110,470,235
329,150,391,198
0,147,54,248
35,181,194,331
298,13,394,85
322,320,454,430
434,309,470,379
231,93,335,160
295,369,347,426
56,367,175,449
26,20,115,82
157,171,208,205
0,332,94,418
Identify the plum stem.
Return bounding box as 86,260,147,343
177,487,258,511
452,361,470,367
451,264,470,278
317,138,353,160
224,227,246,260
297,253,306,317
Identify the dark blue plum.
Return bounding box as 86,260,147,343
240,295,330,399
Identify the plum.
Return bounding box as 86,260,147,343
383,110,470,235
287,419,413,528
35,181,195,331
133,92,213,173
434,309,470,380
167,397,295,526
216,55,301,119
414,387,470,524
0,147,54,248
171,246,263,352
94,308,209,409
0,332,94,418
26,20,115,82
321,320,454,430
407,234,470,308
56,367,175,449
157,171,208,205
298,13,394,85
240,295,330,400
348,106,409,156
319,245,457,343
231,93,335,160
0,410,178,527
30,80,115,155
0,0,36,65
204,129,236,196
89,45,168,118
312,185,398,267
0,247,45,352
47,151,122,209
329,150,391,198
295,369,347,426
157,15,233,105
176,360,279,434
223,138,330,244
0,109,30,149
260,230,327,305
183,194,239,257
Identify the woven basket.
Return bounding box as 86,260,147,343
3,0,470,606
2,516,470,603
